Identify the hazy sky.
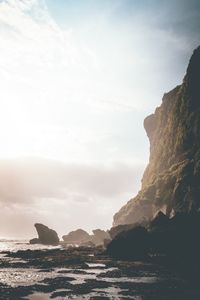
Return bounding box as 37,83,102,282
0,0,199,238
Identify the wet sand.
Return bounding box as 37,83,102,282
0,247,200,299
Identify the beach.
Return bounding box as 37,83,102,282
0,240,199,299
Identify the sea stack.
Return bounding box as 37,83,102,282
30,223,59,245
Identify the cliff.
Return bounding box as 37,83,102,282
113,46,200,226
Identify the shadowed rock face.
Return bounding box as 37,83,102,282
113,46,200,226
30,223,59,245
106,226,149,259
149,211,170,230
107,211,200,265
109,219,149,240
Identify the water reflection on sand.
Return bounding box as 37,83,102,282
0,241,199,299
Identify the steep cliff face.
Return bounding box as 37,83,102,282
113,46,200,226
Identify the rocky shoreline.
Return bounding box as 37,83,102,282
1,245,200,300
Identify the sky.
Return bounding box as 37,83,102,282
0,0,199,239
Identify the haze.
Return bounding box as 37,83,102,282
0,0,199,238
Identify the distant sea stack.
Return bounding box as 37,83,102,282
114,46,200,226
30,223,59,245
62,229,91,245
62,228,110,246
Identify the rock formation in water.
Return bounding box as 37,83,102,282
113,46,200,227
62,228,111,246
62,229,91,245
30,223,59,245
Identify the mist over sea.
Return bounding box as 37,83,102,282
0,240,61,252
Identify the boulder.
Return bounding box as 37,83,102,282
149,212,200,262
106,226,149,260
107,211,200,265
109,219,149,239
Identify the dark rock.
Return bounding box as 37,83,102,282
149,211,170,230
50,290,69,298
107,211,200,268
113,45,200,226
29,238,40,244
30,223,59,245
106,226,149,259
149,212,200,268
109,224,137,239
109,220,148,239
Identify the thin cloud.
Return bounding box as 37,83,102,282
0,158,145,238
0,158,145,205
